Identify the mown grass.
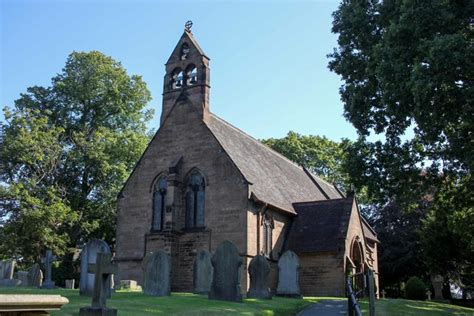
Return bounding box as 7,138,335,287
2,287,474,315
0,287,323,315
359,298,474,315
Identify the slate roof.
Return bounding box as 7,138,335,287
285,198,354,253
206,114,343,213
361,217,379,242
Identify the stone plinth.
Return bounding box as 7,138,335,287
0,294,69,314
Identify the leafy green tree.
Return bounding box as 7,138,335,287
328,0,473,293
262,131,350,190
0,51,153,264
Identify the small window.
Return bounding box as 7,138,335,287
186,65,198,86
152,177,167,231
185,170,205,228
181,43,190,60
263,214,274,257
170,68,184,90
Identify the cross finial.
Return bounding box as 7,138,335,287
185,20,193,32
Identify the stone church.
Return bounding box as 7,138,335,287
115,25,379,297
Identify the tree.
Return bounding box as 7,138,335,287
328,0,474,293
0,51,153,264
262,131,350,190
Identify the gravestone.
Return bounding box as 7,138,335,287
142,251,171,296
193,250,213,294
17,271,29,286
209,240,243,302
80,239,112,297
28,263,43,287
79,252,117,316
41,250,57,289
247,255,271,299
431,275,444,300
65,279,75,289
276,250,300,297
120,280,138,290
0,260,15,279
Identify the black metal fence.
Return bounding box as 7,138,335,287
347,269,376,316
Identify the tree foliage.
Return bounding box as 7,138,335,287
329,0,474,292
0,51,153,263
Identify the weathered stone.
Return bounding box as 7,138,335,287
431,275,444,300
27,263,43,287
80,239,112,297
17,271,29,287
142,251,171,296
0,294,69,314
79,252,118,316
0,260,15,279
193,250,213,294
276,250,300,297
65,279,75,289
209,240,243,302
41,250,57,289
248,255,271,299
120,279,138,290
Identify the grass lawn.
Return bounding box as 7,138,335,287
359,298,474,315
0,287,326,315
1,288,474,315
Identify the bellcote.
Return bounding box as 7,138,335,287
161,23,211,124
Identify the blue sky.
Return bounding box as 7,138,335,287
0,0,357,141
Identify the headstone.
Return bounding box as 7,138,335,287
120,280,138,290
209,240,243,302
65,279,75,289
427,290,432,301
17,271,29,286
431,275,444,300
276,250,300,297
0,260,16,279
79,252,117,316
247,255,271,299
41,250,57,289
142,251,171,296
80,239,112,297
381,289,386,299
193,250,213,294
28,263,43,287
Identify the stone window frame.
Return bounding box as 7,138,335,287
185,64,198,86
262,213,274,258
170,67,184,90
151,174,168,232
184,168,206,230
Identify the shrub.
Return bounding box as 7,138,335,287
405,276,427,300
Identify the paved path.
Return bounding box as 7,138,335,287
297,300,347,316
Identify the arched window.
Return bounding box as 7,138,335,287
186,65,198,86
180,43,190,60
152,177,167,231
263,214,274,257
185,170,205,228
170,68,184,90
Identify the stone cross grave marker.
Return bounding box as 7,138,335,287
79,252,117,316
248,255,271,299
142,251,171,296
193,250,213,295
80,239,112,297
381,289,386,299
427,290,432,301
276,250,301,297
41,250,56,289
209,240,243,302
28,263,43,287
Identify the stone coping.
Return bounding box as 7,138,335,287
0,295,69,311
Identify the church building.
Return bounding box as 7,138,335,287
115,24,379,297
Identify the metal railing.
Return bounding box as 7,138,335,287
347,269,376,316
347,273,363,316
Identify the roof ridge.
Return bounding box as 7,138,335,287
209,113,307,172
293,197,350,206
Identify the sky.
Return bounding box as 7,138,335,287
0,0,358,141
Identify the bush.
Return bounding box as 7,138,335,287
405,276,427,300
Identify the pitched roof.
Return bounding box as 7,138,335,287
361,217,379,242
285,198,354,253
205,114,343,213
